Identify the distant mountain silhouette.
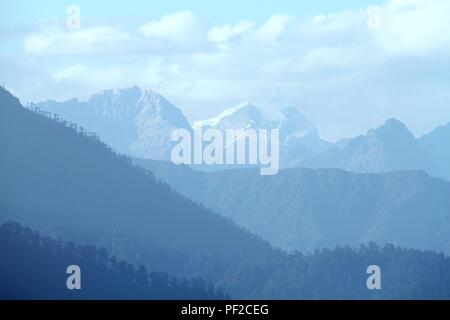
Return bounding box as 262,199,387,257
418,122,450,180
299,118,441,177
135,158,450,254
0,87,270,258
35,89,450,180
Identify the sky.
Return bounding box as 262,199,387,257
1,0,450,141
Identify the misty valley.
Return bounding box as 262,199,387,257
1,85,450,300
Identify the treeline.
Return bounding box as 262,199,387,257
186,243,450,299
28,105,133,166
51,224,450,300
1,87,271,259
0,221,227,299
2,221,450,300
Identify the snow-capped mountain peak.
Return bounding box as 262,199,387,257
33,89,333,167
193,101,256,128
88,85,143,118
34,86,191,160
194,103,322,141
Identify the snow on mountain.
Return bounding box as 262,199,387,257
32,88,449,178
193,102,254,129
192,102,331,168
33,86,191,160
36,89,330,167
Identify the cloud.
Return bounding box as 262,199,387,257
139,11,201,42
9,0,450,141
373,0,450,56
24,25,131,55
251,14,294,45
208,20,255,48
299,10,369,46
52,64,90,81
51,64,126,89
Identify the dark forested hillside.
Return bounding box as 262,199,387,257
4,221,450,300
0,221,227,299
199,242,450,299
0,87,270,258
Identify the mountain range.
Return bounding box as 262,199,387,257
33,86,450,180
135,158,450,254
194,102,332,170
299,118,442,177
3,86,450,299
418,123,450,180
0,86,270,258
31,86,191,160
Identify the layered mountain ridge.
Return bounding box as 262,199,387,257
33,86,450,179
0,86,270,258
135,158,450,254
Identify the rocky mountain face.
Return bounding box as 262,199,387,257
33,86,191,160
194,102,331,168
299,119,441,177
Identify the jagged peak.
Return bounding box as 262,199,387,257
362,118,417,146
193,101,259,128
92,85,142,98
381,118,407,129
374,118,412,136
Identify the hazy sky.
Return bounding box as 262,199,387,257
1,0,450,141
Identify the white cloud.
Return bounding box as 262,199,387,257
11,0,450,140
373,0,450,56
208,20,255,47
52,64,89,81
252,14,294,45
24,25,130,55
139,11,200,42
52,64,125,88
300,10,369,44
47,59,187,101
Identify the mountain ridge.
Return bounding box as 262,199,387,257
32,86,191,160
134,157,450,254
32,86,450,180
0,87,271,258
